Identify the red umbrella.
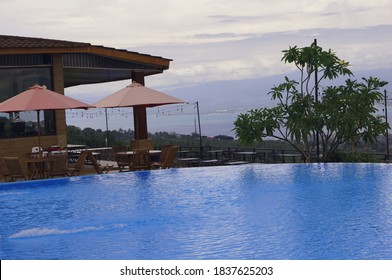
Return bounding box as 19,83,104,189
0,85,94,155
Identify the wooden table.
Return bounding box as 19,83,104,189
116,150,161,170
67,144,87,163
116,150,161,160
117,150,161,156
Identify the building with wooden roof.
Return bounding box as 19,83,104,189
0,35,171,158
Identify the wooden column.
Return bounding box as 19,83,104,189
132,72,148,139
52,54,64,94
52,54,67,147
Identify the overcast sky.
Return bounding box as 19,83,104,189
1,0,392,101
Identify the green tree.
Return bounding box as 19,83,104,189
234,43,389,162
66,125,83,145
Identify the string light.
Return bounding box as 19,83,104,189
66,103,198,120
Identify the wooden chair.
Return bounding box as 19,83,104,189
150,144,171,168
151,145,179,169
159,144,173,160
129,149,150,171
48,154,69,178
0,158,11,182
112,146,129,172
2,157,28,181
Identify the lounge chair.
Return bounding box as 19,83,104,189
151,145,179,169
112,146,129,172
129,149,150,171
2,157,28,181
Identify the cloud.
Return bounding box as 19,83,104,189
208,14,264,23
192,32,256,40
2,0,392,100
2,0,391,47
135,25,392,91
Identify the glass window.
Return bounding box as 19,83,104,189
0,67,56,139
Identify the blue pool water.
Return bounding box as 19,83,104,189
1,163,392,260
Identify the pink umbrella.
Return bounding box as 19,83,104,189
93,82,184,108
93,82,185,139
0,85,94,155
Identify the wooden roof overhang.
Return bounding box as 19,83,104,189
0,35,172,87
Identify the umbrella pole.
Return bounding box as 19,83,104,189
105,108,110,147
196,101,203,159
36,110,42,157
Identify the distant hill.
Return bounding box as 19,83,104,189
165,68,392,114
165,74,284,114
66,67,391,137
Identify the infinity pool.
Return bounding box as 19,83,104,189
1,163,392,260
